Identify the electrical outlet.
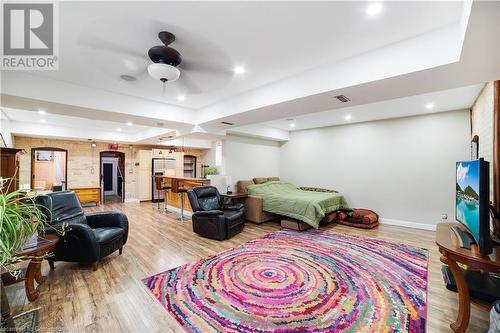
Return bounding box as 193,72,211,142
441,213,448,220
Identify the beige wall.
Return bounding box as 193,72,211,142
14,136,204,200
471,82,494,199
280,110,471,226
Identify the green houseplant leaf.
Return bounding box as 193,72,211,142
204,166,218,176
0,178,48,276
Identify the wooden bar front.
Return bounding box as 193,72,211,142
162,176,210,211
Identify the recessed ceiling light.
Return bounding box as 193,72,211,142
127,121,133,126
286,118,295,129
120,74,136,82
177,95,185,101
40,119,46,123
38,109,46,115
345,114,352,121
116,127,122,131
425,103,435,109
366,3,383,17
233,66,246,75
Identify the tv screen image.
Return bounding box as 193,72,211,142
456,160,480,241
455,158,491,254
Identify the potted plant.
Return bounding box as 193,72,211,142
204,166,218,176
0,178,49,332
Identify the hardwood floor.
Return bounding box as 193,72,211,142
6,202,490,332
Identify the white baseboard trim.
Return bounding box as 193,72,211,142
166,205,193,217
124,198,140,204
379,218,437,231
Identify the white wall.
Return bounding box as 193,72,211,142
280,110,471,226
0,110,13,147
201,141,217,168
225,135,281,191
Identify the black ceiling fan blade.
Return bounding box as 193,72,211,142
180,59,232,77
177,71,202,94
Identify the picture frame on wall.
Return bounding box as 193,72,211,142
36,151,54,162
0,134,6,148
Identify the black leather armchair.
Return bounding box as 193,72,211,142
36,191,129,270
187,186,245,240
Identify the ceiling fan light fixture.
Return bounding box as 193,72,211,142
147,63,180,82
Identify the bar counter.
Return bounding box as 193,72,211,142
160,176,210,212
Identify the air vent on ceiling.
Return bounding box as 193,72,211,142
334,95,350,103
156,122,164,127
221,121,234,126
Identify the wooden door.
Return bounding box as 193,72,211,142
0,148,21,193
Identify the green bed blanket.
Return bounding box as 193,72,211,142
246,181,348,229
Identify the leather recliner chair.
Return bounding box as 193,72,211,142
187,186,245,240
36,191,129,270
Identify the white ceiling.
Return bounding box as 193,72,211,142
264,84,484,131
2,108,150,134
1,1,499,143
27,1,463,109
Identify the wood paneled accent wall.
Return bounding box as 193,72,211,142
13,136,205,200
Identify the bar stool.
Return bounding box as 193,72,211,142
161,184,172,213
154,178,163,210
176,188,189,221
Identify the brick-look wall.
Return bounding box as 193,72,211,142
471,82,494,199
13,136,204,200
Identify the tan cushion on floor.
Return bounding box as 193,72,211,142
267,177,280,181
236,180,254,193
253,177,268,184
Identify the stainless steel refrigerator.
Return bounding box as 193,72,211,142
152,158,176,202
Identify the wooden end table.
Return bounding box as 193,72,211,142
220,192,248,205
436,222,500,333
2,235,58,302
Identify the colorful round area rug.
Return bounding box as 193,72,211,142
143,229,428,333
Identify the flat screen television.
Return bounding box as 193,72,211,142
455,158,491,255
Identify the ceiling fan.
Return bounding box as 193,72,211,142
147,31,182,83
79,28,232,95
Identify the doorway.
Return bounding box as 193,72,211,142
100,151,125,204
31,147,68,191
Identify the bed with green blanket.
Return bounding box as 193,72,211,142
245,181,348,229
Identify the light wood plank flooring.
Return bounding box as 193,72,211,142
6,202,490,332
